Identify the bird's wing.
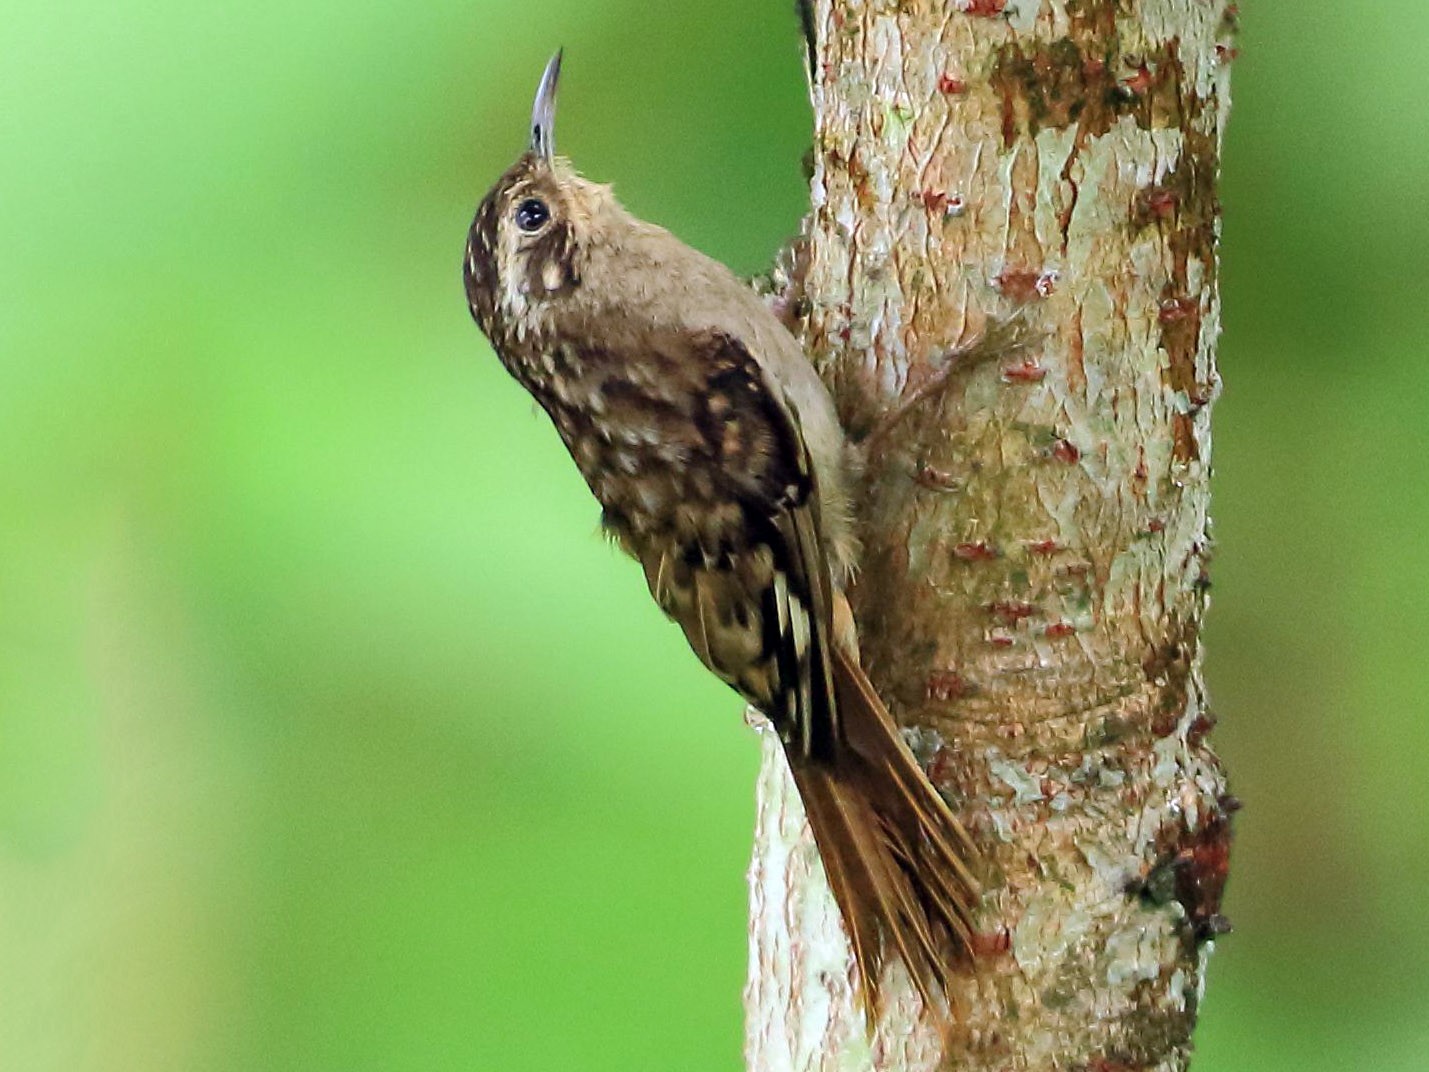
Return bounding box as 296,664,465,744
639,329,840,763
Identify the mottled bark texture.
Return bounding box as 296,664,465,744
745,3,1236,1070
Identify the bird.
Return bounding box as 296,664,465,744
461,50,979,1020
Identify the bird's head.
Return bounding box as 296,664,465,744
464,50,606,340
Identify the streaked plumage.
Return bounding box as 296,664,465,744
462,51,979,1020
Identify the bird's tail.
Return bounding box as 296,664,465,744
787,646,980,1021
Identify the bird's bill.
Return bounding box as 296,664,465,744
530,48,563,162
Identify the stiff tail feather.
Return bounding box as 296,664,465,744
786,646,980,1021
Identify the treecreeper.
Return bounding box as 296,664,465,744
461,51,981,1024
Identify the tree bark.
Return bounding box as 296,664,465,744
745,3,1235,1070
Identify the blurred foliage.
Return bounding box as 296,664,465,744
2,2,1426,1070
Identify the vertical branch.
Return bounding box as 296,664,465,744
746,2,1236,1070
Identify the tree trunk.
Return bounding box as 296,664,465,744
745,3,1236,1070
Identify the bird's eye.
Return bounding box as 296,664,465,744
514,197,550,233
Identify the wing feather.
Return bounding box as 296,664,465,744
625,329,840,763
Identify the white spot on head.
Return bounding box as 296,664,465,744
500,250,528,320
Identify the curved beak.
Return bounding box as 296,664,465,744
530,49,563,162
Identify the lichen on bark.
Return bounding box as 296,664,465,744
746,3,1236,1070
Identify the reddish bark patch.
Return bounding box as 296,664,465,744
1170,412,1198,464
962,0,1007,15
1186,709,1218,747
953,541,1000,562
938,74,969,95
1140,808,1235,943
913,460,962,491
993,268,1046,301
1001,358,1048,383
1051,438,1081,463
1158,295,1197,324
1119,63,1155,98
1173,816,1234,940
926,670,975,702
920,189,965,217
1149,709,1179,739
969,927,1012,958
1134,184,1179,225
987,599,1038,623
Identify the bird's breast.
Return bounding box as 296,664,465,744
497,338,717,542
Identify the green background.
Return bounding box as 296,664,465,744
3,2,1425,1069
